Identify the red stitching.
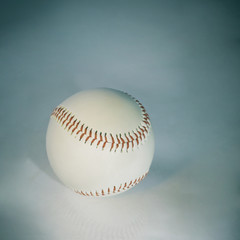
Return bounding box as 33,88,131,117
80,126,88,141
120,134,125,151
60,111,68,124
56,107,63,118
127,181,133,188
85,128,92,143
115,135,121,151
102,133,107,150
129,133,134,148
72,121,80,134
133,131,139,145
76,124,84,135
104,133,108,143
68,119,76,131
81,191,85,196
59,109,66,123
143,113,150,120
139,127,145,139
142,126,148,134
51,92,151,152
102,141,107,150
125,134,130,151
57,107,64,121
74,171,148,197
91,131,97,145
137,130,142,141
117,184,122,192
62,113,70,126
65,115,74,129
110,134,115,151
144,116,150,121
97,132,103,147
143,120,149,125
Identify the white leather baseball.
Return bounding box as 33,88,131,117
46,88,154,197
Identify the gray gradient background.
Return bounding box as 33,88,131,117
0,0,239,239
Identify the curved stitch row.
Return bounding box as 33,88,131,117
51,97,151,152
74,172,148,196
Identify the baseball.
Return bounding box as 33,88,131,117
46,88,154,197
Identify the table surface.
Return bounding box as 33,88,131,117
0,1,239,239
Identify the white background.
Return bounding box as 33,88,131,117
0,1,239,239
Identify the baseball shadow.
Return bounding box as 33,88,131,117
30,163,153,240
26,141,191,240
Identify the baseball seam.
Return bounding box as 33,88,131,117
74,171,148,196
50,95,151,152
